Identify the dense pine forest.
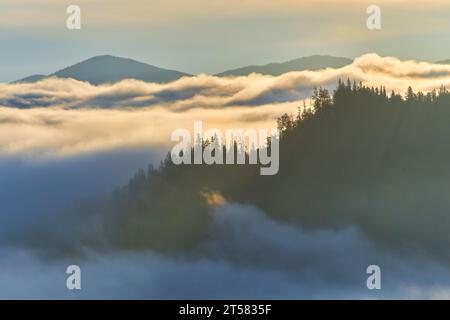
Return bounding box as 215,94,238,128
84,81,450,262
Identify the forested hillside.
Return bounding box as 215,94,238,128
92,81,450,262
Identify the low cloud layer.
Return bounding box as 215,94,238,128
0,148,165,249
1,204,449,299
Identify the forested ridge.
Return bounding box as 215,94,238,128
86,81,450,262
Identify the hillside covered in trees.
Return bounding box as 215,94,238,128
85,81,450,263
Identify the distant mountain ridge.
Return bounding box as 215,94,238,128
215,55,353,77
14,55,191,85
14,54,354,84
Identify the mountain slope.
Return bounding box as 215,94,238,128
216,55,352,77
13,74,47,83
14,55,191,84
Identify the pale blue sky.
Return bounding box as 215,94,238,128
1,0,450,82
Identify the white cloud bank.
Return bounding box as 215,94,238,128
1,54,450,159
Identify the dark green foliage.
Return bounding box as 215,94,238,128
104,81,450,260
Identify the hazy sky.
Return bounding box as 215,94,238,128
1,0,450,81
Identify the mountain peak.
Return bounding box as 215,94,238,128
14,55,190,85
50,55,190,85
